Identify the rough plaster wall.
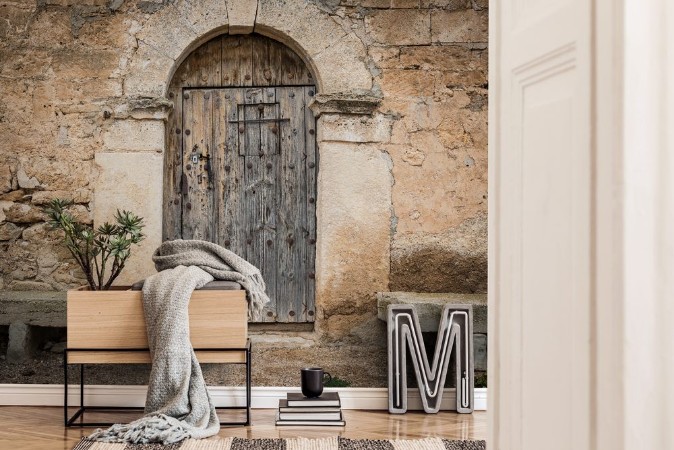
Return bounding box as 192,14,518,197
0,0,487,385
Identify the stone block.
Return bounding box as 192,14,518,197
124,42,174,98
94,152,163,285
7,323,37,363
399,45,487,74
389,214,488,294
14,158,93,192
0,291,66,327
136,6,198,61
391,0,420,7
102,119,165,152
257,0,347,58
365,10,431,45
312,33,373,94
227,0,257,34
51,78,123,103
50,48,120,79
473,333,487,371
0,190,26,202
431,9,488,43
316,143,392,338
31,189,90,206
376,291,486,333
17,165,40,189
181,0,229,35
4,203,46,223
0,164,12,193
318,114,392,143
379,69,435,98
0,222,22,241
361,0,391,7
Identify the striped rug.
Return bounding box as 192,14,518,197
73,437,486,450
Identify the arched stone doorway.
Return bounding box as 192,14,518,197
163,34,317,324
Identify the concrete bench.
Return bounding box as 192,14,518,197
376,292,487,371
0,291,67,363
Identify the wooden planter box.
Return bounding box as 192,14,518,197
66,286,248,364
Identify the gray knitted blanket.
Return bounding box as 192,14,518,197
90,240,270,444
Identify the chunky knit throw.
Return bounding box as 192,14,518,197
90,240,270,444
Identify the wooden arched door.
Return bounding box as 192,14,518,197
163,34,317,323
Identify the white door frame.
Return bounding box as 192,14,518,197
489,0,674,448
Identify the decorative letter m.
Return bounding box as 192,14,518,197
388,304,474,414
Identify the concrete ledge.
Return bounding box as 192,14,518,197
0,291,66,328
376,291,487,334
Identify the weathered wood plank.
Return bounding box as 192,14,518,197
221,36,241,86
276,86,306,322
182,89,214,241
238,36,254,87
281,45,312,85
259,87,279,321
216,88,247,261
303,86,317,322
251,37,270,86
181,38,222,88
239,88,274,318
163,83,183,241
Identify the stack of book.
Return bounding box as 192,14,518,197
275,392,345,426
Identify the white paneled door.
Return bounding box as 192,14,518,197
489,0,592,449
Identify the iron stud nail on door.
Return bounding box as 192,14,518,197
183,92,190,99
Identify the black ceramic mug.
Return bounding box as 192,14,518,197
301,367,332,398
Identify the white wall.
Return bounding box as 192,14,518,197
490,0,674,448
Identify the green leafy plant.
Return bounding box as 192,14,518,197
45,199,145,290
475,371,487,388
324,376,351,388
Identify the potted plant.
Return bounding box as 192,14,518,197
46,199,247,357
45,198,145,290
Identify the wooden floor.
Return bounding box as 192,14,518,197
0,407,486,450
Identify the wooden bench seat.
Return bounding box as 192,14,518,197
64,285,251,427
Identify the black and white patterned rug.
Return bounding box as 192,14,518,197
73,437,486,449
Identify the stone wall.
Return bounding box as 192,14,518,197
0,0,487,386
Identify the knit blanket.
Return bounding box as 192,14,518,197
90,240,270,444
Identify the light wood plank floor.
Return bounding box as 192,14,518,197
0,407,486,450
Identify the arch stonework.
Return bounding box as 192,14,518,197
124,0,374,98
97,0,393,339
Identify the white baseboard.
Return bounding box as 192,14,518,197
0,384,487,411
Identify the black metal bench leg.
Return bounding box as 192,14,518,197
246,343,252,426
63,349,68,426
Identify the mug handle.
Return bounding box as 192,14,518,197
323,372,332,384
